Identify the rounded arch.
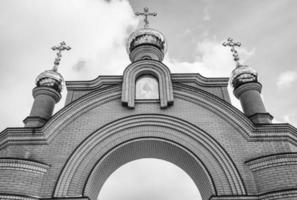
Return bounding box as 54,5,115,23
54,114,247,200
121,60,174,108
84,138,213,200
97,158,202,200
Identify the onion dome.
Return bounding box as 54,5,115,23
126,28,167,62
222,38,258,88
230,64,258,88
34,41,70,93
127,28,167,55
35,70,64,92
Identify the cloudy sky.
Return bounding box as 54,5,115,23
1,0,297,199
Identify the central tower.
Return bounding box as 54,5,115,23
122,7,173,108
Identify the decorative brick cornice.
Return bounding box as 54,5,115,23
171,73,229,87
210,189,297,199
0,158,50,174
0,194,39,200
65,76,122,91
210,195,258,200
259,189,297,200
65,73,229,90
245,153,297,172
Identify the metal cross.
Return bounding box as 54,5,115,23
223,38,241,67
135,7,157,28
51,41,71,71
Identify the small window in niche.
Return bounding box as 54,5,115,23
136,75,159,99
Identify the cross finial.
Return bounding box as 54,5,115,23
135,7,157,28
223,38,242,67
51,41,71,72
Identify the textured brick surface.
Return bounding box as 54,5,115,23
0,159,49,197
0,72,297,200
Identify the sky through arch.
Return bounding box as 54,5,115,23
98,158,202,200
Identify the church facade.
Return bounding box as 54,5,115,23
1,10,297,200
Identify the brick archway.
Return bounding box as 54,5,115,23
54,114,246,200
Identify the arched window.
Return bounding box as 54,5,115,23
135,75,159,99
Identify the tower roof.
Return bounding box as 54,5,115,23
35,41,71,92
126,7,167,62
126,27,167,55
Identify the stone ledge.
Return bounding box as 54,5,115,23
210,189,297,199
0,158,49,174
0,194,39,200
246,153,297,172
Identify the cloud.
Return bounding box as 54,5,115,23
166,39,254,76
203,6,211,21
273,114,297,127
72,60,87,72
0,0,138,130
164,39,254,111
276,70,297,89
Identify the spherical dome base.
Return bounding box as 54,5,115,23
127,28,167,62
230,65,258,88
35,70,64,92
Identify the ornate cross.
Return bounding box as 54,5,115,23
223,38,241,67
135,7,157,28
51,41,71,71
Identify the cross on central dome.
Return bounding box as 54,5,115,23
126,7,167,62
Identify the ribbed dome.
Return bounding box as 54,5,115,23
230,65,258,88
127,28,167,55
35,70,64,92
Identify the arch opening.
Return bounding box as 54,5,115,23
83,139,215,200
98,158,202,200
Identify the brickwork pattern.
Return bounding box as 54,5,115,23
0,159,49,197
0,73,297,200
246,153,297,194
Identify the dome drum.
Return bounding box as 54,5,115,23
129,45,164,62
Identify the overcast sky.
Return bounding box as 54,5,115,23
1,0,297,200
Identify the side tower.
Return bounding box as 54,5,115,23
23,42,71,127
223,38,273,124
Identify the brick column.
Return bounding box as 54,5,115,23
24,87,61,127
24,70,63,127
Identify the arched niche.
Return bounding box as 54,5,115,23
97,158,202,200
135,75,159,99
54,115,246,200
122,60,174,108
